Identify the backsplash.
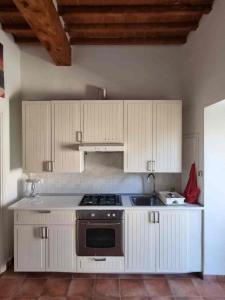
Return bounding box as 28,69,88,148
25,153,181,195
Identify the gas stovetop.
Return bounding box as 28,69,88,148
79,194,122,206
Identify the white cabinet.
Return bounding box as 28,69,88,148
125,209,202,273
52,101,84,172
124,101,153,172
14,210,76,272
22,101,83,173
46,225,75,272
81,100,124,143
153,101,182,172
22,101,52,173
157,210,188,273
124,100,182,173
14,225,46,272
125,210,158,272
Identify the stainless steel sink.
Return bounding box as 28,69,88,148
130,195,165,206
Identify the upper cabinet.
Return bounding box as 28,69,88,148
52,101,84,173
81,100,123,143
124,100,182,173
124,100,154,172
23,101,83,173
153,101,182,173
23,101,52,173
22,100,181,174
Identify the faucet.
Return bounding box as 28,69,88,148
147,173,156,195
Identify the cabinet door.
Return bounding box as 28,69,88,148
46,225,75,272
22,101,51,172
82,100,123,143
52,101,84,173
124,100,153,172
157,210,188,273
125,210,158,272
14,225,46,272
152,101,182,172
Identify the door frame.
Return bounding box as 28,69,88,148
0,110,5,273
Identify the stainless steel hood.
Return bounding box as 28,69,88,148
78,143,124,152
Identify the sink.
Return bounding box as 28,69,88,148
130,195,165,206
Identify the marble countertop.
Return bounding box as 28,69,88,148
9,194,204,210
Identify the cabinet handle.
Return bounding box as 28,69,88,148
152,160,156,172
149,211,154,223
147,161,152,171
37,210,51,214
76,131,82,143
44,161,53,172
155,212,160,223
93,258,106,262
45,227,49,239
40,227,46,239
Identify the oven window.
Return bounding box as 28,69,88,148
86,228,115,248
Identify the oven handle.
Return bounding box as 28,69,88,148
93,258,106,262
84,222,122,226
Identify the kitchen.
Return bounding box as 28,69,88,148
0,0,225,299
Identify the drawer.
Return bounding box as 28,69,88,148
14,210,75,225
77,256,125,273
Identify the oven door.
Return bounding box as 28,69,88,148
76,220,123,256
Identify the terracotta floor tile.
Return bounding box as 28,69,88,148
174,297,204,300
168,278,199,297
149,297,176,300
192,278,224,298
17,278,46,297
72,273,96,279
67,297,91,300
144,279,172,297
94,278,120,297
120,279,147,297
12,298,39,300
0,278,24,297
39,297,67,300
92,297,120,300
121,297,149,300
67,279,94,297
96,274,119,278
218,281,225,292
43,278,70,296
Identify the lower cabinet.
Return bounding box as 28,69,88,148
14,224,75,272
125,209,202,273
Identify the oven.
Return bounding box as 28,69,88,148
76,210,124,256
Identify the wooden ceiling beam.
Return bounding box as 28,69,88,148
67,24,195,38
12,0,71,66
59,5,212,14
57,0,213,6
61,10,206,25
70,36,187,44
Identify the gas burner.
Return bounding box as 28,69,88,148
79,194,122,206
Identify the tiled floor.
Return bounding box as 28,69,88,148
0,270,225,300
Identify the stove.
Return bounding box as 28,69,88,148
79,194,122,206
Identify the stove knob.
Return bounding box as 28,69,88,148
91,213,95,217
107,213,111,217
112,213,116,217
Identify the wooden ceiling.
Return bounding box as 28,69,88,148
0,0,215,65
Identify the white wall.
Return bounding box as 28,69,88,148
181,0,225,203
204,100,225,275
20,45,182,100
0,26,22,272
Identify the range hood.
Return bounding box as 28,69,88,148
78,143,124,152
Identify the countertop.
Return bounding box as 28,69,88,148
9,194,204,210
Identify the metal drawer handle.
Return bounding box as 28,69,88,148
37,210,51,214
76,131,82,142
93,258,106,262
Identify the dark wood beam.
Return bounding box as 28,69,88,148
0,10,25,24
67,23,195,38
70,36,187,44
59,4,212,14
61,9,207,24
57,0,213,6
13,0,71,66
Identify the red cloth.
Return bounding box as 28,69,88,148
183,163,200,204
